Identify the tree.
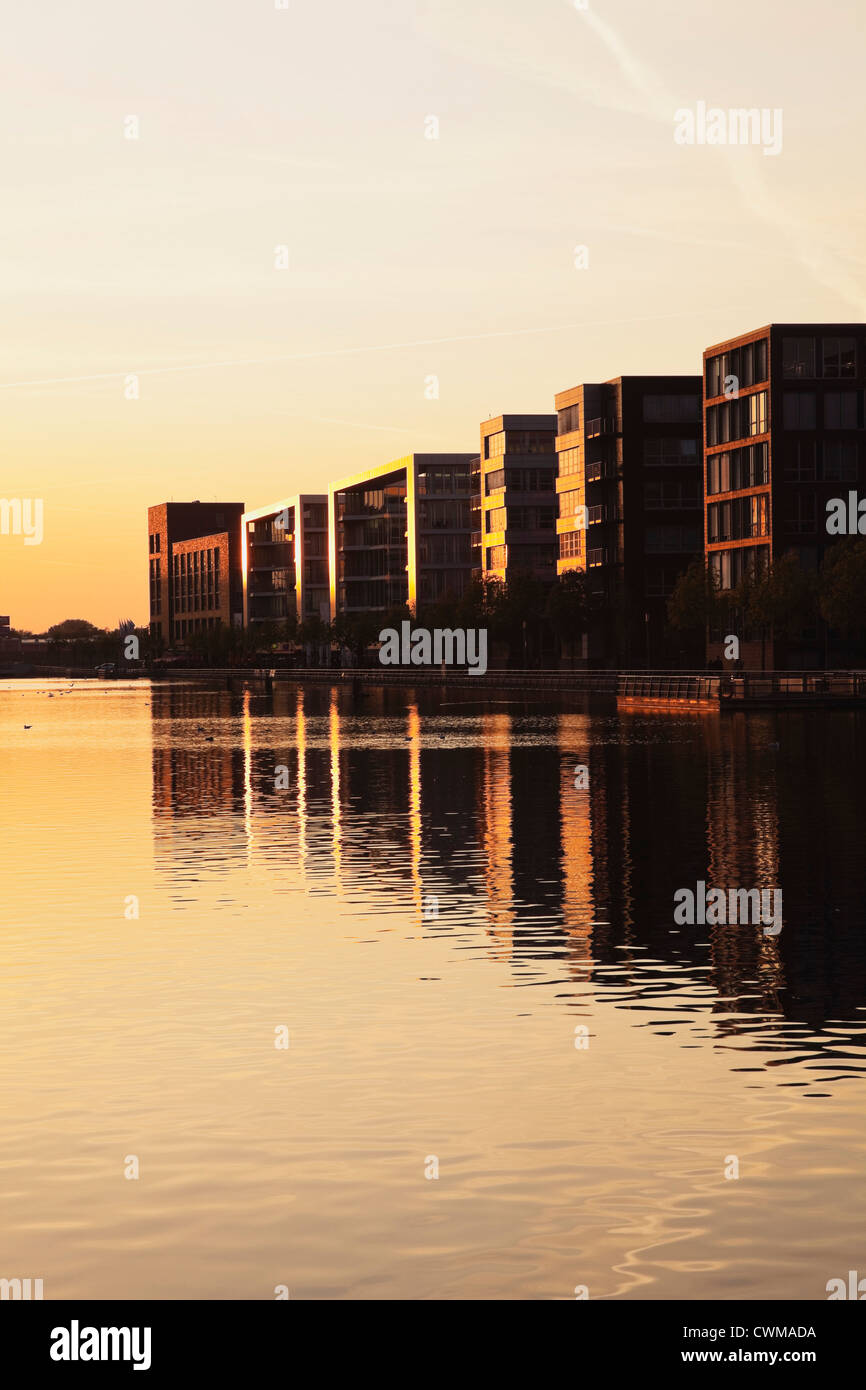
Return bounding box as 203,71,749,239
331,611,380,666
297,615,329,665
46,619,102,641
819,538,866,642
667,561,722,639
491,573,546,666
545,571,595,667
739,553,816,671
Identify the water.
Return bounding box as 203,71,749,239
2,678,865,1300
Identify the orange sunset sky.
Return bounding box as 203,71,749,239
2,0,865,631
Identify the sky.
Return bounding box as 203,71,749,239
2,0,865,630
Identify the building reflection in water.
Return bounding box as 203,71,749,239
151,683,866,1088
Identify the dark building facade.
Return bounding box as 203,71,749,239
148,501,244,646
329,455,475,618
703,323,866,667
555,375,703,666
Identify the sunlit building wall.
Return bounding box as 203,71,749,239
242,494,329,630
477,414,558,585
703,322,866,668
147,501,245,646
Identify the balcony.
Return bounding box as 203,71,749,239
586,417,616,438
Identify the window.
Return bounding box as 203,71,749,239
557,404,580,436
825,392,861,429
706,340,768,397
823,442,858,482
643,437,699,467
558,446,581,477
485,469,505,494
484,431,505,459
822,337,856,379
486,544,507,569
559,531,583,558
643,394,700,423
783,441,816,481
748,391,768,435
783,392,816,429
706,442,769,494
646,569,678,597
706,392,768,444
645,525,701,553
782,337,816,378
783,493,816,535
708,544,769,591
486,507,507,533
559,489,585,519
645,480,699,509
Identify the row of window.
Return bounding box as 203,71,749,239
643,437,699,467
558,446,581,477
708,544,769,591
707,494,770,543
559,489,586,518
336,485,405,518
486,506,555,532
173,584,221,613
484,430,553,459
337,579,406,608
706,339,769,398
559,531,584,558
341,518,404,548
781,336,857,380
173,618,222,639
783,441,860,482
706,392,768,445
148,533,162,554
644,481,700,509
173,546,221,575
418,535,470,565
339,550,402,579
782,390,864,430
485,467,555,495
418,500,470,529
416,469,472,494
148,557,162,616
707,442,769,495
643,395,701,423
645,525,702,554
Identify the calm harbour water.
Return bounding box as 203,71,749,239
1,677,865,1300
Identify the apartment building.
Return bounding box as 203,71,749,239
555,376,703,666
328,454,475,618
242,495,329,632
704,323,866,666
476,414,558,585
147,501,244,646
